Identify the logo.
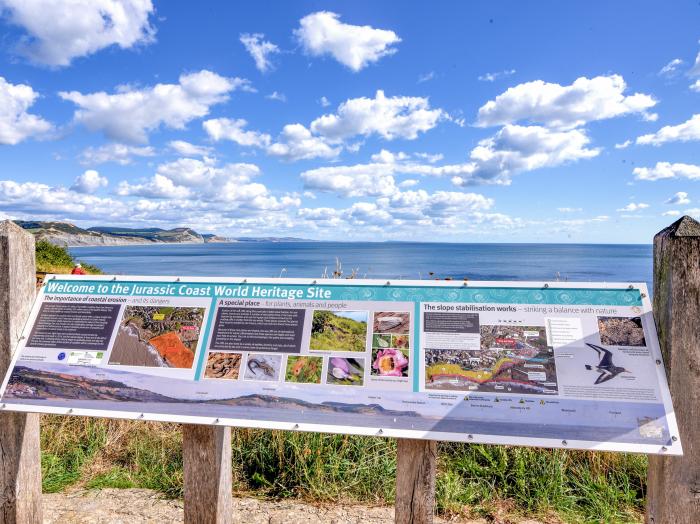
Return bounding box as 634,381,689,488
57,352,66,361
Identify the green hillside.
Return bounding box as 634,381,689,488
310,310,368,352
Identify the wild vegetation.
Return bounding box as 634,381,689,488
35,240,101,274
40,417,646,523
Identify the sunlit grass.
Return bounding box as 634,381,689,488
40,416,645,522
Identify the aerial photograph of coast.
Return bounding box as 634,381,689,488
108,306,205,369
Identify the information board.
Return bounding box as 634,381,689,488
0,276,681,455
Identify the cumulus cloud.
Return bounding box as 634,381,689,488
167,140,212,157
203,118,271,147
60,70,251,143
614,140,632,149
240,33,280,73
0,0,156,67
617,202,649,212
79,143,155,165
310,90,444,142
451,125,599,186
691,80,700,92
319,96,331,107
117,173,190,199
665,191,690,205
301,163,398,198
662,210,681,217
633,162,700,181
478,69,516,82
300,125,599,194
476,75,656,129
295,11,400,72
0,76,52,144
267,124,340,161
70,170,108,193
636,114,700,146
0,179,127,219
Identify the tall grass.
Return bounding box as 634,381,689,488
35,240,101,274
40,416,645,522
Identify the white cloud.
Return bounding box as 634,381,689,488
665,191,690,205
319,96,331,107
636,114,700,145
633,162,700,181
451,125,599,186
117,173,191,199
414,152,444,163
617,202,649,212
60,70,251,143
0,76,52,144
203,118,271,148
70,170,108,193
614,139,632,149
399,179,419,188
662,210,681,217
266,91,286,102
295,11,400,72
239,33,280,73
301,124,599,194
557,207,582,213
0,0,156,67
478,69,516,82
267,124,339,161
476,75,656,129
301,163,397,197
689,52,700,78
310,90,444,141
659,58,684,77
685,208,700,218
0,179,127,219
79,143,155,165
691,80,700,92
167,140,212,157
155,157,260,188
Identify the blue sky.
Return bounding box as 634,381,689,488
0,1,699,243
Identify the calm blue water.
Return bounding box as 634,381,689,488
69,242,653,285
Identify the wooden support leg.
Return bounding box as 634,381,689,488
183,424,233,524
395,438,437,524
0,220,42,524
646,216,700,524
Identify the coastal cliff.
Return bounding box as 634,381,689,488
15,221,231,247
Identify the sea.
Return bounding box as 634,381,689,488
69,242,653,286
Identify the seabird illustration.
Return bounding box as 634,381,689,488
584,343,629,384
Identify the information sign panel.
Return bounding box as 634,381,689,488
0,276,681,455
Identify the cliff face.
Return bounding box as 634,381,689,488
15,221,230,247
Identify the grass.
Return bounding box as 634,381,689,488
309,310,368,351
40,416,646,523
35,240,101,274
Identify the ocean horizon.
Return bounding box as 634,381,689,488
69,242,654,286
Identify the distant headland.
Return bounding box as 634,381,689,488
14,221,312,247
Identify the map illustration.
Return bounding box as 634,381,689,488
108,306,205,369
425,325,558,394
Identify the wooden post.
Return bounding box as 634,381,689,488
395,438,437,524
0,220,43,524
183,424,233,524
646,215,700,524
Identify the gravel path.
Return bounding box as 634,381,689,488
42,488,548,523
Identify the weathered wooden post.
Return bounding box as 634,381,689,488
646,215,700,524
183,424,233,523
395,438,437,524
0,220,43,524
